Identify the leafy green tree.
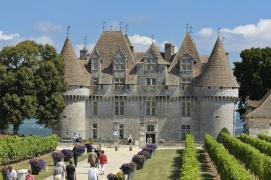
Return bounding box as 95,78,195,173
234,47,271,132
0,41,66,134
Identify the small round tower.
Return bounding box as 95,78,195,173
57,36,91,139
194,37,239,140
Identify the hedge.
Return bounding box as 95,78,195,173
217,132,271,180
205,134,252,180
258,134,271,143
0,134,58,165
180,134,200,180
240,134,271,156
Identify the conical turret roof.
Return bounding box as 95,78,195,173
168,32,201,76
195,37,239,88
61,36,90,87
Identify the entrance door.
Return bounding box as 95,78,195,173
146,134,155,144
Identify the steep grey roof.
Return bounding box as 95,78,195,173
246,90,271,118
144,43,170,65
61,37,91,86
168,32,201,77
194,37,239,88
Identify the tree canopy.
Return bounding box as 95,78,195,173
0,41,66,134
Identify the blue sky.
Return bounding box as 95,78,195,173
1,0,271,65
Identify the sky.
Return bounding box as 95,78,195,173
1,0,271,65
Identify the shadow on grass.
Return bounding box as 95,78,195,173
197,149,215,180
168,149,182,180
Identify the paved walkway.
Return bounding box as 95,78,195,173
45,145,139,180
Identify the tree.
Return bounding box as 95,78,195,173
233,47,271,132
0,41,66,134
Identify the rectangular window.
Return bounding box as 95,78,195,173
182,77,192,84
146,78,156,85
115,101,124,115
119,124,124,139
114,58,125,70
145,58,156,71
93,101,98,116
147,125,155,132
146,101,156,116
92,78,98,85
181,124,190,140
92,123,97,139
114,78,125,85
182,97,191,117
92,61,99,70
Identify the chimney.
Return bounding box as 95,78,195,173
80,47,88,60
164,43,174,62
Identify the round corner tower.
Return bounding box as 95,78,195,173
57,36,91,139
194,37,239,140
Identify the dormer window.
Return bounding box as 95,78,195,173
180,55,193,75
114,58,125,70
91,49,101,72
146,58,156,71
92,60,99,70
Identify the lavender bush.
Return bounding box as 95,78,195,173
120,162,136,175
61,149,73,161
132,155,145,169
85,143,94,152
29,157,46,174
73,145,86,156
138,150,150,159
51,151,64,162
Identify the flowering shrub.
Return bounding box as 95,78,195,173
74,145,86,156
51,151,64,162
120,162,136,175
29,157,46,170
143,144,157,155
61,149,73,161
137,150,150,159
132,155,145,169
107,171,125,180
85,143,94,152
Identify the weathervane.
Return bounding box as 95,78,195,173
103,21,106,31
119,21,123,32
151,34,154,43
189,25,192,34
217,28,222,37
186,24,189,32
125,24,128,35
66,26,71,36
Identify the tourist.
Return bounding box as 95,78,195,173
7,166,17,180
72,145,79,167
58,159,66,179
98,150,108,175
66,160,76,180
25,170,34,180
53,162,64,180
88,149,98,167
88,164,98,180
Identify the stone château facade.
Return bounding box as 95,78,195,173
56,30,239,145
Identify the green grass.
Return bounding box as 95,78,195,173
134,149,181,180
0,153,88,180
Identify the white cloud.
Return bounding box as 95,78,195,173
196,19,271,54
0,31,20,41
32,36,54,45
128,34,157,51
75,43,95,56
36,21,64,34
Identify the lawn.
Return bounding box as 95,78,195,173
134,149,182,180
0,152,88,180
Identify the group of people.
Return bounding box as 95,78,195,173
87,148,108,180
53,159,76,180
4,166,34,180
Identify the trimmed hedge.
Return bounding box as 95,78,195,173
240,134,271,156
217,132,271,180
0,134,58,165
205,134,252,180
258,134,271,143
180,134,200,180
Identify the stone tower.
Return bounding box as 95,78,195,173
194,37,239,140
58,36,91,139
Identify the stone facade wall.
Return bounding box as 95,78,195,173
247,118,271,137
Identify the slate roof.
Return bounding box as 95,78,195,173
194,37,239,88
143,43,170,65
61,37,91,86
168,32,201,77
246,90,271,118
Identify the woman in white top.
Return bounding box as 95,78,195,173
88,164,98,180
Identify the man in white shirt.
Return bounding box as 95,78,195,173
88,164,98,180
7,166,17,180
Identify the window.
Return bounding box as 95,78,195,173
126,85,130,90
92,60,99,70
181,125,190,140
147,125,155,132
145,58,156,71
92,78,98,85
93,101,98,116
114,78,125,85
180,56,193,75
146,78,156,85
146,101,156,116
114,57,125,70
92,123,97,139
119,124,124,139
182,77,192,84
182,98,191,117
115,101,124,115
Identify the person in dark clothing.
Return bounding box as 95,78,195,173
66,160,76,180
72,145,79,167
